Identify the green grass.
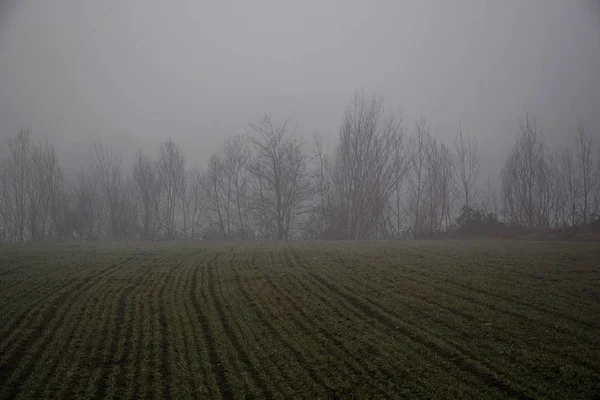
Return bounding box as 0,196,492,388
0,240,599,399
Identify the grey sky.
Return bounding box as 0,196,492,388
1,0,599,176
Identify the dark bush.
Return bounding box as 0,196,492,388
456,206,505,236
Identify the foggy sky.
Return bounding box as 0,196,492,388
1,0,599,178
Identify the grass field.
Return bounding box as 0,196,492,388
0,241,599,399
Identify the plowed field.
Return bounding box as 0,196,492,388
1,241,599,399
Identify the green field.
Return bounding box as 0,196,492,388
0,241,599,399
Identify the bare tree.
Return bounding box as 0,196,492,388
157,139,186,239
595,149,600,218
576,123,596,224
544,152,565,228
480,174,499,218
0,130,66,242
410,132,455,237
560,148,581,225
132,150,162,240
406,117,431,238
26,136,64,240
202,135,252,239
27,141,48,240
204,154,229,238
120,177,140,239
0,130,31,242
387,131,409,239
44,144,68,240
248,115,311,240
68,166,104,241
330,92,404,239
92,141,128,239
453,124,480,210
594,149,600,219
436,142,456,230
181,167,206,239
224,135,252,239
501,113,552,228
305,134,335,239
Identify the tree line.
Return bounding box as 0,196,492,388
1,91,599,243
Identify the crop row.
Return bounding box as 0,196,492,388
0,241,599,399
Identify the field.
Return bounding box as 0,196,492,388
0,241,599,399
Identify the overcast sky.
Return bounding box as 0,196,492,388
1,0,599,177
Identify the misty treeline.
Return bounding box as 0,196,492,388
1,92,599,243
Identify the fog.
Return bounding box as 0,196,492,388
1,1,600,242
2,5,600,397
2,0,599,174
